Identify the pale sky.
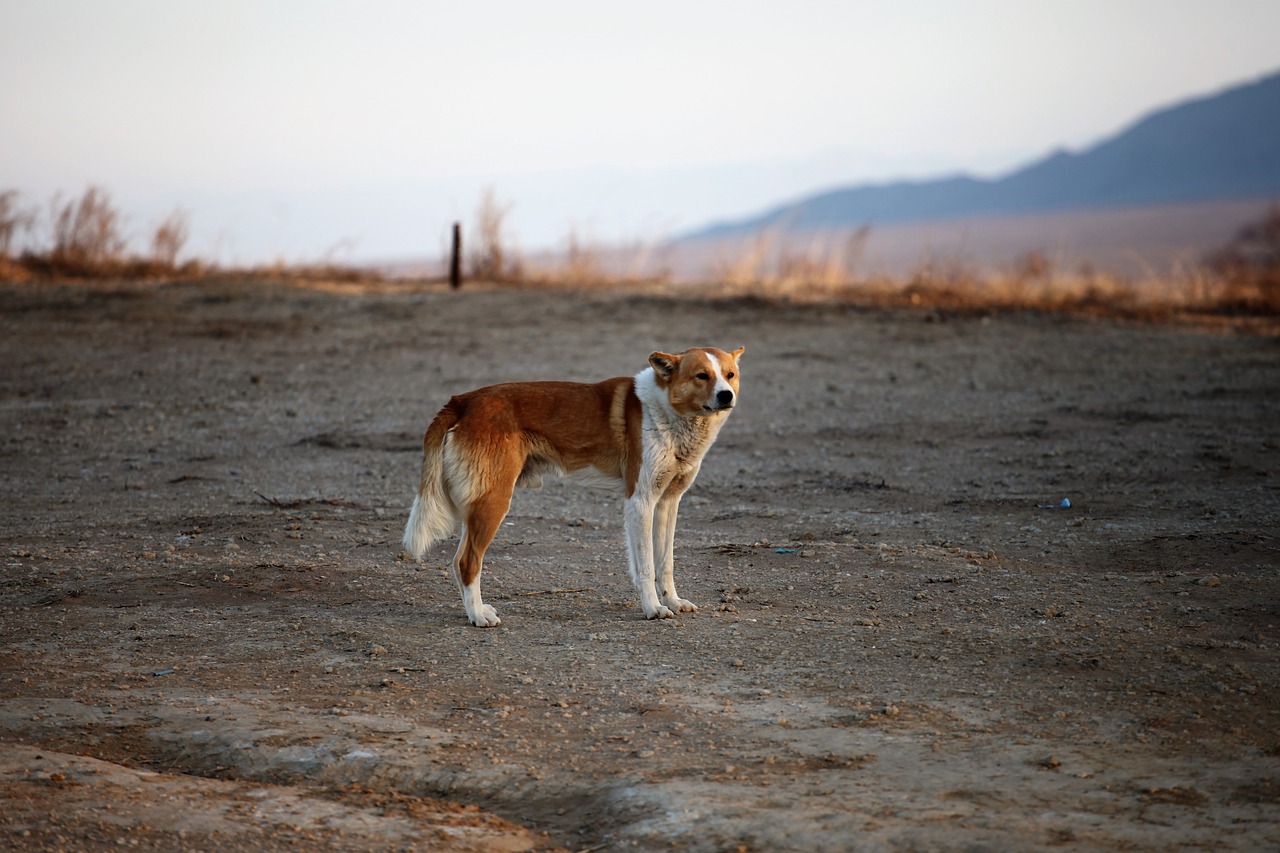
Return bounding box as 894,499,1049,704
3,0,1279,263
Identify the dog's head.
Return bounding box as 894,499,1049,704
648,346,745,417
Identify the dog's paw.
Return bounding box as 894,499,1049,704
643,604,675,620
662,597,698,613
469,605,502,628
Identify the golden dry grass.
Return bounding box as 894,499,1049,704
4,186,1276,322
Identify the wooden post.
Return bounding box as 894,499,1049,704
449,222,462,289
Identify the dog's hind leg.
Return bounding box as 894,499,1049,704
453,489,513,627
654,494,697,613
452,445,522,628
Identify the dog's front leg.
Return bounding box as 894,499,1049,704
654,494,696,613
624,494,673,619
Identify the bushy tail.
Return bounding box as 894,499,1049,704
402,409,460,559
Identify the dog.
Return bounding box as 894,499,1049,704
402,346,744,627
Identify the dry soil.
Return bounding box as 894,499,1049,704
1,279,1278,851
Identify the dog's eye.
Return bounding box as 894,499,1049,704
696,372,711,380
726,372,735,379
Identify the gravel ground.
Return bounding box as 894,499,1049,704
1,278,1278,851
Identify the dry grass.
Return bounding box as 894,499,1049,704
4,185,1276,323
0,186,376,285
518,230,674,289
1,186,211,280
150,207,190,269
709,258,1258,321
467,187,522,282
0,190,35,260
709,226,871,291
49,186,126,272
458,192,669,289
1202,205,1280,314
673,217,1280,323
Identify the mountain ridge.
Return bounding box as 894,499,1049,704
686,70,1280,240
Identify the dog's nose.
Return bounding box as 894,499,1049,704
716,389,734,406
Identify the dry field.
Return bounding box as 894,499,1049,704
1,278,1278,851
671,197,1279,282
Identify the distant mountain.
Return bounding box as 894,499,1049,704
687,70,1280,240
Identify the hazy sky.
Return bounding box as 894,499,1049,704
3,0,1279,263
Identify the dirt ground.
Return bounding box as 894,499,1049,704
1,278,1278,852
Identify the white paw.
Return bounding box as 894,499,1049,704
469,605,502,628
643,604,675,620
663,597,698,613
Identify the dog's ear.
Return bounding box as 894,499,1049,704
730,346,745,361
649,351,680,379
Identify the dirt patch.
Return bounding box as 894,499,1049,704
0,742,544,852
2,278,1278,850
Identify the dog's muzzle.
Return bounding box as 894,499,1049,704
704,390,734,412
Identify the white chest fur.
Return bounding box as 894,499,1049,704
633,367,728,481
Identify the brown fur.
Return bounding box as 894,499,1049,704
421,378,643,590
403,347,744,626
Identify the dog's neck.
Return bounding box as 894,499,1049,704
633,367,730,460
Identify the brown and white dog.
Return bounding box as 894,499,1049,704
402,346,744,627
